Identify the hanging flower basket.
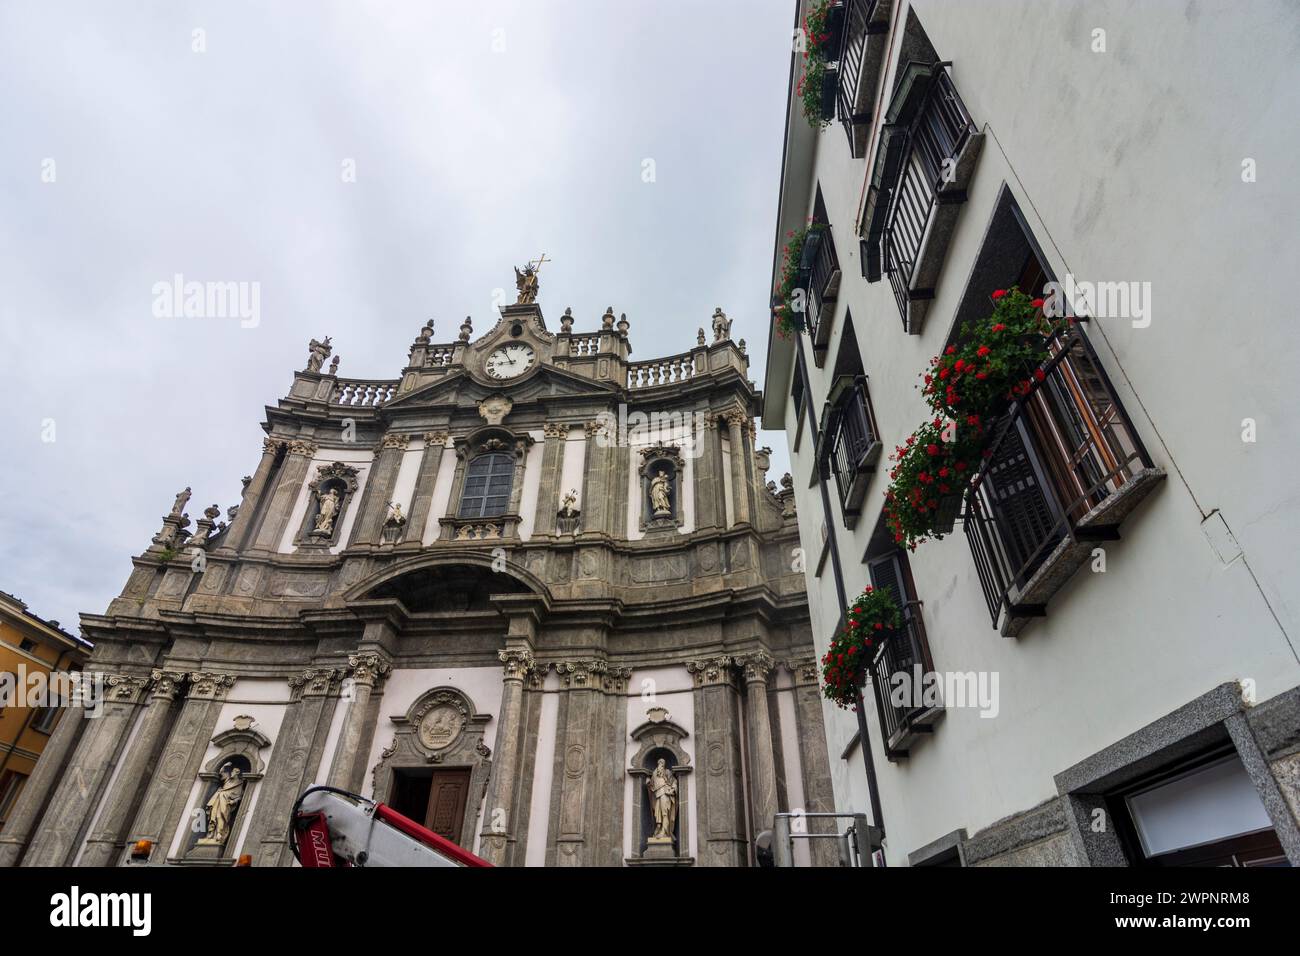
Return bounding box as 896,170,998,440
883,286,1068,549
883,417,982,550
932,492,963,535
773,221,826,337
798,1,842,129
822,586,901,710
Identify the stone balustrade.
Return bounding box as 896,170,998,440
627,351,697,389
331,379,398,407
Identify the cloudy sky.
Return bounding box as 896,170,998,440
0,0,797,631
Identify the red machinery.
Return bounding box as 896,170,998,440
290,786,492,868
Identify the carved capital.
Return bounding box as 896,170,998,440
543,422,568,439
287,439,318,458
685,656,734,687
498,648,535,681
262,437,286,456
380,432,411,451
148,669,189,701
583,419,607,438
555,659,608,688
289,667,342,697
187,671,236,700
347,653,391,687
423,431,449,446
104,673,151,704
784,657,820,687
736,651,775,684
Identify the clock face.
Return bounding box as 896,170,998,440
485,343,536,380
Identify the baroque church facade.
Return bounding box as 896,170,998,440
0,279,833,868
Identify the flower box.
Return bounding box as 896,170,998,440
819,64,839,122
932,493,963,534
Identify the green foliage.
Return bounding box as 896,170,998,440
821,586,901,709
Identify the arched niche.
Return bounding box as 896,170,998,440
182,718,270,862
370,686,493,851
639,445,686,532
626,711,693,866
298,461,361,548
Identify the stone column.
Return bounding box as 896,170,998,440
351,432,410,545
579,420,612,538
245,667,342,866
739,652,778,843
692,415,723,531
532,423,568,537
550,659,609,866
18,674,152,866
686,656,748,866
723,408,752,526
221,437,283,553
122,671,234,866
478,645,535,866
77,670,187,867
249,439,317,553
786,657,840,867
401,431,448,546
326,653,391,792
0,691,89,866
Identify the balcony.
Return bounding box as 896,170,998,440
862,63,984,334
834,0,892,158
799,224,841,360
816,375,881,527
868,602,942,759
963,325,1165,636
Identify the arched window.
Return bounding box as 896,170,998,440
459,453,514,518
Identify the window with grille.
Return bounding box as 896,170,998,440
458,453,514,518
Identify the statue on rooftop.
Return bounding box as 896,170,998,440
306,336,333,373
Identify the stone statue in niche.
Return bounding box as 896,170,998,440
197,763,245,847
306,336,333,372
649,470,673,517
381,502,407,544
646,759,678,845
312,487,341,536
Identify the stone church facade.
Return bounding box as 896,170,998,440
0,290,833,868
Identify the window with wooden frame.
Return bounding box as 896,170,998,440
458,452,514,519
860,515,942,760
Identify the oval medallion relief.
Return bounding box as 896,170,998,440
417,704,465,752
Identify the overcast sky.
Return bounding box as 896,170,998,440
0,0,797,632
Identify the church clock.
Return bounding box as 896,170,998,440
484,343,536,380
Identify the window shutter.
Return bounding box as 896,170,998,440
867,552,907,610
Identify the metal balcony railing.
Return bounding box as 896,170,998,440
835,0,885,154
867,602,938,759
820,375,880,525
882,69,978,330
963,325,1159,632
802,225,841,345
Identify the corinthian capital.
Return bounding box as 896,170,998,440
736,651,775,684
262,437,286,456
187,671,236,699
287,439,319,458
685,656,734,687
104,673,151,704
499,648,535,681
290,667,342,697
555,659,608,687
347,653,391,687
148,669,189,701
380,432,411,451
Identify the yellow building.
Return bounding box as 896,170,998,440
0,591,91,830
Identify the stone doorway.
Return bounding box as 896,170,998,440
389,766,473,848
